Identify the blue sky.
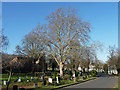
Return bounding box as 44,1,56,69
2,2,118,62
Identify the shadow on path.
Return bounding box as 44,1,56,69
97,72,114,77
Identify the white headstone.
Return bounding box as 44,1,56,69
3,80,6,85
78,66,82,71
18,77,21,82
56,77,59,83
73,73,75,77
48,78,52,83
31,77,34,80
41,76,43,80
27,80,29,82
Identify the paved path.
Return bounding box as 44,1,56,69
57,73,118,89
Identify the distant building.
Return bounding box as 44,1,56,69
78,62,96,71
108,65,118,75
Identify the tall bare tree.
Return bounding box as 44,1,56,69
22,31,45,58
107,45,120,73
32,8,91,77
107,45,117,66
15,31,45,59
15,31,46,72
0,30,9,52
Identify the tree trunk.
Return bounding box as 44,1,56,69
72,68,74,76
60,62,63,77
7,69,12,90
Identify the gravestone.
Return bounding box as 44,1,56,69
41,75,44,81
41,76,43,80
34,83,38,88
48,78,52,83
73,70,76,78
3,80,6,85
56,77,59,83
27,80,29,82
73,73,75,78
18,77,21,82
31,77,34,80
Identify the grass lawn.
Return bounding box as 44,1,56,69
41,77,97,89
1,73,39,88
114,76,120,89
1,73,97,89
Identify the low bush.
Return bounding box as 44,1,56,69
63,74,71,80
76,71,79,77
63,70,72,76
45,71,52,76
52,72,56,81
83,76,87,80
91,70,97,77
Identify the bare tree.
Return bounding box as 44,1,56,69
32,8,91,77
79,41,103,71
107,46,120,74
15,45,23,55
21,31,45,58
117,51,120,74
0,30,9,52
15,32,47,73
66,40,82,74
107,45,117,66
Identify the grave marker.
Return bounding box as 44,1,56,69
34,83,38,88
31,77,34,80
48,78,52,83
3,80,6,85
18,77,21,82
27,80,29,82
56,77,59,83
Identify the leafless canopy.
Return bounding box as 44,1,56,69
32,8,91,66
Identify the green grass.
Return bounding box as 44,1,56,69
40,77,97,89
2,73,97,89
2,73,39,88
114,76,120,90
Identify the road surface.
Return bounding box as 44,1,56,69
57,73,118,89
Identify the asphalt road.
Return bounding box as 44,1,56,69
57,73,118,90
